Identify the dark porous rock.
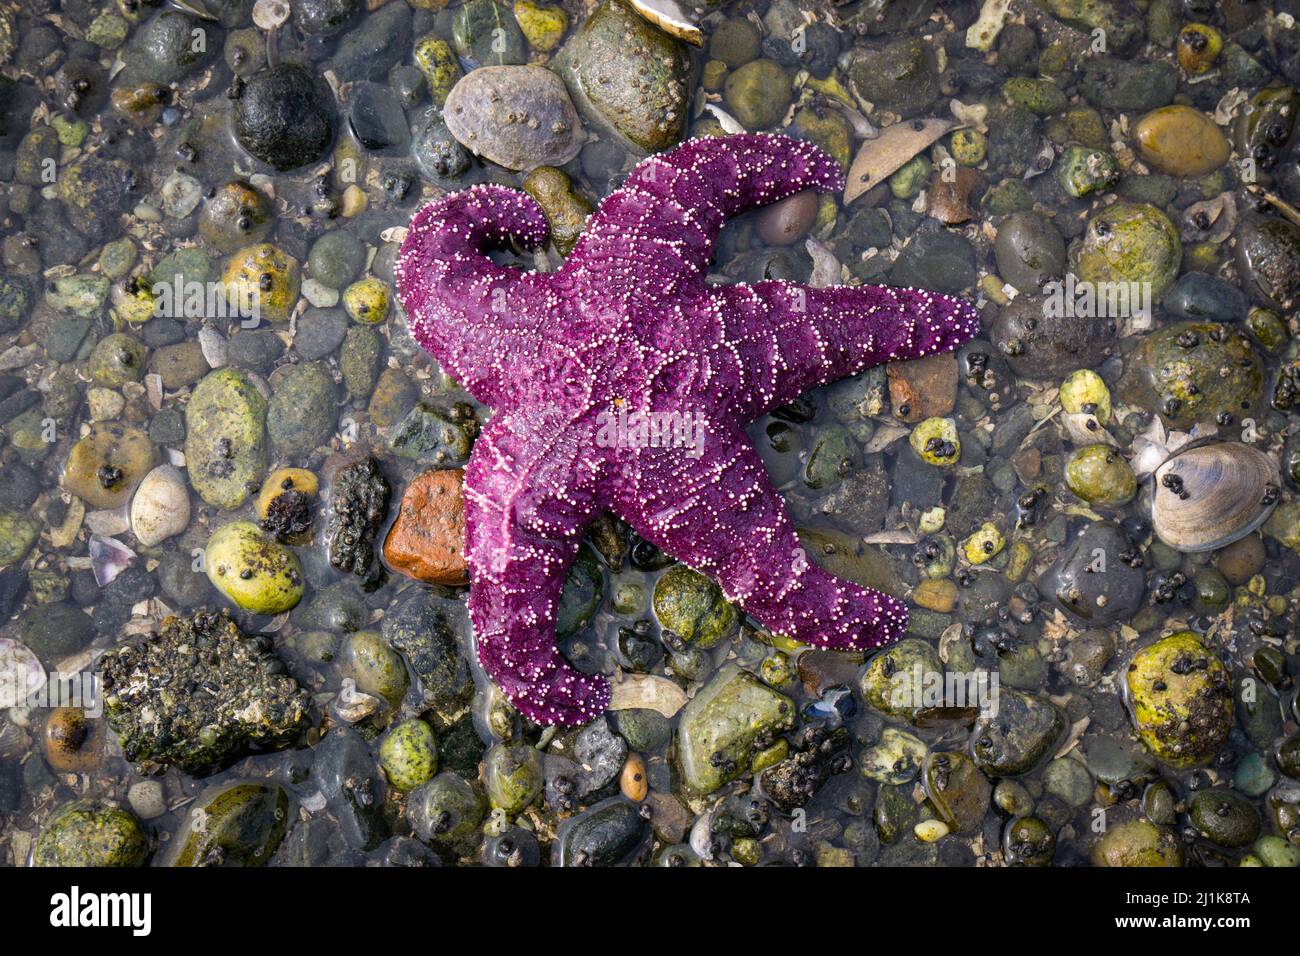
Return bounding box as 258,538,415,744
1236,215,1300,312
234,63,337,172
311,727,387,851
760,724,852,811
325,456,391,587
382,588,473,711
574,716,628,795
1039,521,1145,626
226,328,285,372
552,796,649,866
990,295,1114,380
411,110,472,185
1081,57,1178,113
56,156,137,242
890,228,977,295
99,609,311,775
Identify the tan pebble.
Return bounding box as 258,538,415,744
620,753,648,802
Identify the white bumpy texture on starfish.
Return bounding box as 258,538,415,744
396,133,981,725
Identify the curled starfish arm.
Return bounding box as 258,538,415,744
706,279,982,420
566,133,844,294
463,410,610,726
395,185,551,407
619,422,908,651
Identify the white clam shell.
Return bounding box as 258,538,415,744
130,464,191,547
1151,442,1279,553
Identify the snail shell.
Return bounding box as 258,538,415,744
1151,442,1279,553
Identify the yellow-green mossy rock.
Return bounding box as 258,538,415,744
1125,631,1233,767
1077,202,1181,299
205,520,304,615
221,242,300,322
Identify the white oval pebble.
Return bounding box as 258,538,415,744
130,464,191,547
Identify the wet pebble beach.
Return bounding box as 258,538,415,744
3,0,1300,869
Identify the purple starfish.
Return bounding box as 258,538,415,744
396,133,980,726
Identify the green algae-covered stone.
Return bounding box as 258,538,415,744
1065,444,1137,507
34,799,147,867
653,564,739,648
1189,788,1261,848
342,276,391,325
1077,202,1181,298
164,781,289,867
185,367,267,510
484,742,544,815
677,664,794,794
1056,145,1118,198
0,511,40,566
1125,631,1232,767
205,520,303,615
858,638,942,722
221,243,300,323
267,361,336,457
88,332,148,386
555,0,690,154
1092,818,1183,867
379,719,439,792
1123,321,1263,429
453,0,527,67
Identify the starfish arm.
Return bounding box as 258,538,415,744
616,422,907,651
705,279,982,420
463,408,610,726
395,184,552,407
564,133,844,296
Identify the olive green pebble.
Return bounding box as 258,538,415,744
653,564,739,648
414,34,463,106
1189,789,1261,848
34,800,147,867
483,743,544,816
379,720,440,792
307,231,366,289
1254,835,1300,867
343,277,391,324
723,59,791,130
339,630,409,707
889,154,930,200
709,17,760,68
1060,369,1111,423
1065,444,1137,507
